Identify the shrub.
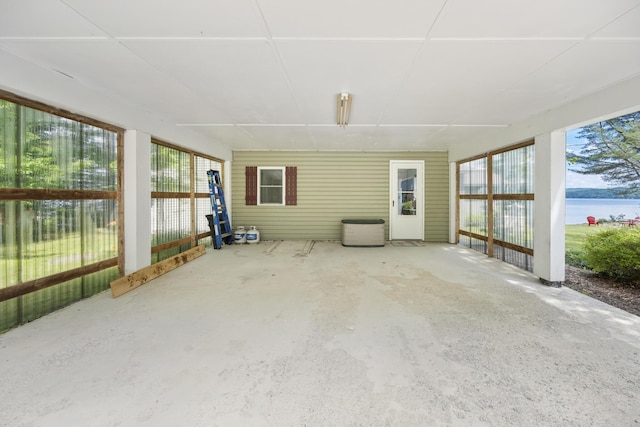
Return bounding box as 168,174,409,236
583,228,640,282
565,249,589,269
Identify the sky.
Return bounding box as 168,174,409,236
565,128,608,189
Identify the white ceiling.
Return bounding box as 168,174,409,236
1,0,640,152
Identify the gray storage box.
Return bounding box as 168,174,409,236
341,219,385,247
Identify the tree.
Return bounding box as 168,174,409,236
1,100,117,191
568,111,640,195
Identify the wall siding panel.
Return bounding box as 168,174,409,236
232,151,449,242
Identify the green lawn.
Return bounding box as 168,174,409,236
565,224,603,252
1,230,117,286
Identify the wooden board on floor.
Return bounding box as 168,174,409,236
110,245,206,298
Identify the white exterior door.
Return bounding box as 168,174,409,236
390,160,424,240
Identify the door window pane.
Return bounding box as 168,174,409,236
397,168,417,216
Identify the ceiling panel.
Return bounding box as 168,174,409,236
0,0,106,37
430,0,640,38
185,126,253,148
448,101,538,127
382,40,577,125
257,0,446,38
592,5,640,38
276,40,422,124
0,40,147,88
434,126,505,146
0,39,232,123
306,125,448,151
308,126,388,151
233,125,316,150
374,126,449,150
502,40,640,114
123,40,299,124
63,0,265,38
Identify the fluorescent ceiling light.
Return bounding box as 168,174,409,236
337,93,352,127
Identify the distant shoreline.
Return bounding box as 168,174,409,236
566,188,640,199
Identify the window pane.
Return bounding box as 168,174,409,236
194,156,222,193
259,168,283,204
0,101,117,191
494,200,534,249
196,198,213,236
260,169,282,185
1,101,18,188
1,198,118,283
459,234,488,254
493,145,534,194
494,245,533,272
261,187,282,204
459,158,487,195
151,144,190,192
459,199,488,236
151,198,191,247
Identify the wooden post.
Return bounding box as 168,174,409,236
110,245,206,298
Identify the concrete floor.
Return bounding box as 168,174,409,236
1,241,639,427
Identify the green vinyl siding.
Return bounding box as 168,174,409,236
232,151,449,242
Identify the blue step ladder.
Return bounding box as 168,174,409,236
206,169,233,249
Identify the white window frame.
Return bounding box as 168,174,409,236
257,166,286,205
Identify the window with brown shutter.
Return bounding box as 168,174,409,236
245,166,297,206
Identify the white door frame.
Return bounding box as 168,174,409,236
389,160,424,240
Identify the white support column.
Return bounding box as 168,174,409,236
224,160,232,227
123,130,151,275
449,162,457,244
534,131,566,285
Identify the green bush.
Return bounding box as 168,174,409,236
583,228,640,281
565,249,589,269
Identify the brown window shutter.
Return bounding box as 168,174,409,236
285,166,297,206
245,166,257,205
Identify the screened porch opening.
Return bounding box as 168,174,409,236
457,141,534,272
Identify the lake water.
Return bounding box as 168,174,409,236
566,198,640,224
